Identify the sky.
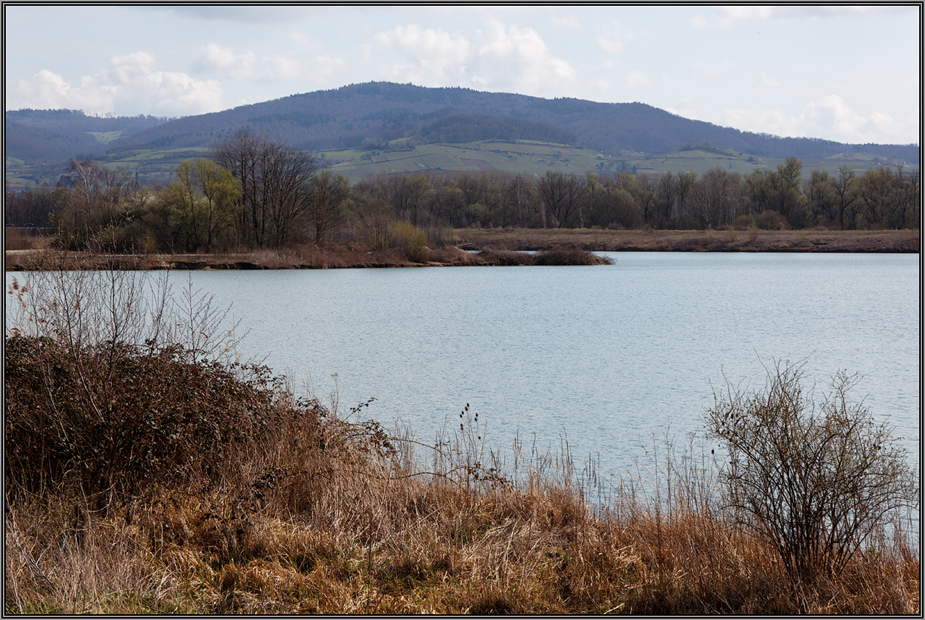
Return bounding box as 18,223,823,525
4,4,921,145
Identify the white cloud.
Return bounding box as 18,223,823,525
194,43,256,80
623,70,650,89
759,72,780,89
263,55,302,81
193,41,345,88
691,6,773,29
801,95,905,143
597,21,636,55
13,52,223,116
288,31,320,50
374,25,470,84
474,20,575,94
148,71,223,115
691,60,737,79
163,5,309,24
550,15,582,32
14,70,72,108
305,54,347,83
665,95,698,120
721,94,909,143
690,5,904,29
369,20,575,97
721,108,799,137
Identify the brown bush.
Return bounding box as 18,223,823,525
533,248,614,265
4,334,321,504
476,248,534,265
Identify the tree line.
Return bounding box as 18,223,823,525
5,130,920,254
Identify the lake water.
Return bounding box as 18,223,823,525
6,253,920,484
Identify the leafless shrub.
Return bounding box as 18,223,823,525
7,268,243,365
705,360,918,585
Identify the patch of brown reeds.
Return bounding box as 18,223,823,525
430,247,612,267
4,228,53,252
8,403,917,614
4,244,421,272
455,227,920,253
6,405,919,613
5,242,614,272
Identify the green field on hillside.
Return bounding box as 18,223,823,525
320,140,908,182
4,138,915,190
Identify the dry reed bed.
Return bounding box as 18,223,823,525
4,245,611,271
455,227,921,253
5,403,919,615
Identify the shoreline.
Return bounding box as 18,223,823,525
4,229,919,271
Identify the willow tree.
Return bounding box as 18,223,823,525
163,159,241,252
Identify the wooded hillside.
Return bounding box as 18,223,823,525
6,82,918,168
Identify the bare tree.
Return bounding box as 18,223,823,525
383,173,431,228
857,167,901,229
538,171,585,228
211,130,317,248
803,169,836,224
264,142,317,247
211,130,267,246
832,166,858,229
308,169,350,244
689,168,746,228
894,166,921,229
356,196,394,250
635,173,660,226
503,173,543,228
53,159,139,251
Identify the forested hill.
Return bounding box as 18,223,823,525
5,109,170,162
5,82,919,165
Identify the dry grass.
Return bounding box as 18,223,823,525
5,243,613,271
5,395,918,615
4,229,53,252
3,244,418,272
455,227,921,253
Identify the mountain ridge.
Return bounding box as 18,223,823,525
5,81,918,170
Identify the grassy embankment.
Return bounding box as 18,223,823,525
4,228,917,271
4,269,919,614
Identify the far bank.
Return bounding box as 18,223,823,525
4,229,919,272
